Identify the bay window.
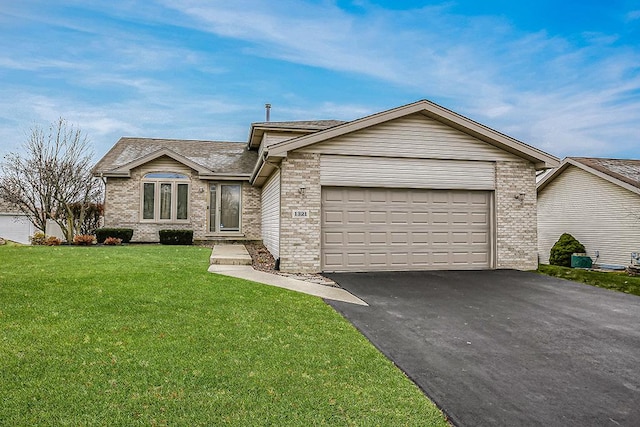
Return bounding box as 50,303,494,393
141,173,189,222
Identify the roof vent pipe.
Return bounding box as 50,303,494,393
265,103,271,122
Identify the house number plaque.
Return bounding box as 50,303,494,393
292,210,309,218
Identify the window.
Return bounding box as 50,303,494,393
141,173,190,222
209,183,241,233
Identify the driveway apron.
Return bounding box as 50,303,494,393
325,270,640,427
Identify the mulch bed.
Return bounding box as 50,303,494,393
244,241,338,287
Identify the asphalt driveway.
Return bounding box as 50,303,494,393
325,270,640,427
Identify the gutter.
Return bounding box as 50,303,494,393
249,151,266,185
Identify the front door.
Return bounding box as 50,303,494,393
209,183,241,233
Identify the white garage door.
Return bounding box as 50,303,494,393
321,187,492,272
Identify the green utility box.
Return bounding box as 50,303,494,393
571,253,593,268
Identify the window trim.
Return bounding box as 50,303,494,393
140,172,190,223
208,182,243,234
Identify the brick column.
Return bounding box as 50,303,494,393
278,152,321,273
495,161,538,270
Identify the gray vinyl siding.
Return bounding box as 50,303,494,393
320,155,495,190
261,170,280,259
299,113,521,162
139,156,193,173
538,165,640,266
259,132,304,157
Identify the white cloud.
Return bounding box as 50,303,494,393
1,1,638,160
626,10,640,21
154,0,640,158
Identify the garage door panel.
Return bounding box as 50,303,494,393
452,252,471,264
432,231,450,245
369,189,387,203
347,211,365,223
322,187,492,272
323,188,344,202
472,212,489,225
412,212,429,224
452,232,469,244
323,253,344,267
471,252,489,263
369,211,387,223
369,232,387,244
324,210,344,224
472,232,488,244
432,252,450,265
412,232,429,244
411,252,430,265
390,212,409,223
369,253,388,266
391,232,408,244
391,252,409,265
346,189,366,202
324,231,343,245
452,193,470,204
347,232,365,244
432,212,449,224
347,253,366,266
471,192,489,204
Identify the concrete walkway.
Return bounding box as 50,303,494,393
208,245,367,306
209,244,252,265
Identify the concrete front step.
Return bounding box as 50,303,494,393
210,244,252,265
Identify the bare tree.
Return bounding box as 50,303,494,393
0,118,103,242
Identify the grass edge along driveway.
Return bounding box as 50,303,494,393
0,245,447,426
537,263,640,296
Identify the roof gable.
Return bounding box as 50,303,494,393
295,112,522,162
537,157,640,196
94,137,258,179
248,120,346,149
107,148,211,177
266,100,559,169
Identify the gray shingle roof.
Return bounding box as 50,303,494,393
251,120,347,130
93,138,257,176
571,157,640,190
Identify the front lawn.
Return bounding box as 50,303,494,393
537,264,640,297
0,245,447,426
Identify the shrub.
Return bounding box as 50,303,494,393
45,236,62,246
67,202,104,235
159,229,193,245
95,228,133,243
549,233,586,267
73,234,96,246
30,232,47,245
103,237,122,246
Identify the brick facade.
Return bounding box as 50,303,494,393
104,156,260,242
278,152,322,273
495,160,538,270
241,183,262,240
272,156,539,273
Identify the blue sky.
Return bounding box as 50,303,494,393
1,0,639,161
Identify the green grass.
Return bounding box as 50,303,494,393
537,264,640,297
0,245,447,426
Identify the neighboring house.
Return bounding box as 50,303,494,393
537,157,640,267
94,100,559,273
0,196,35,244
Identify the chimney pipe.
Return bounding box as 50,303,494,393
265,103,271,122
